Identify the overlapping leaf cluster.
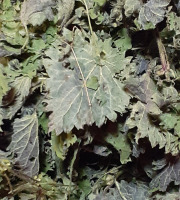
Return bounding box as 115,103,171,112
0,0,180,199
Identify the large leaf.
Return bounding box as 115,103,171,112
138,0,171,29
150,158,180,192
8,112,39,177
44,29,130,134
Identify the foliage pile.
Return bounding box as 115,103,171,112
0,0,180,199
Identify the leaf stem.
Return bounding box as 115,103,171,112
83,0,93,35
4,172,13,194
115,180,127,200
22,25,29,50
70,43,92,107
155,28,170,79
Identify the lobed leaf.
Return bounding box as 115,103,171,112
44,30,130,134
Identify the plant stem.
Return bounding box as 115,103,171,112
83,0,93,35
155,28,170,80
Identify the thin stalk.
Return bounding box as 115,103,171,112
155,28,170,79
83,0,93,35
115,180,127,200
70,43,92,107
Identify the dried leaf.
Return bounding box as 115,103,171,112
20,0,56,26
150,158,180,192
8,112,39,177
138,0,171,29
44,29,130,134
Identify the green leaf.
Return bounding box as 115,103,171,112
167,12,180,34
114,28,132,55
1,0,11,10
30,39,46,53
93,0,106,6
8,112,39,177
160,113,180,137
21,56,40,78
52,132,77,160
0,1,26,47
44,29,130,134
78,179,91,198
104,124,131,164
39,113,49,133
86,76,99,90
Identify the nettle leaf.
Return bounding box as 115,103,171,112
150,158,180,192
20,0,56,27
8,112,39,177
4,76,31,119
117,180,150,200
114,28,132,55
110,0,124,27
52,132,77,160
162,86,179,102
124,0,142,18
126,101,180,155
138,0,171,29
167,12,180,34
0,0,26,50
125,74,180,152
125,73,163,106
160,113,180,136
44,29,130,134
104,124,131,164
95,180,149,200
